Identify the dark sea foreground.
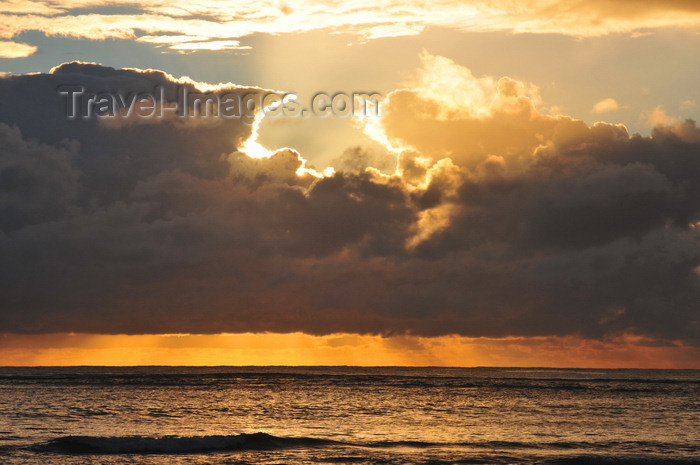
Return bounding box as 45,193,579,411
0,366,697,464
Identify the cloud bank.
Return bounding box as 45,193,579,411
0,57,698,346
2,0,700,54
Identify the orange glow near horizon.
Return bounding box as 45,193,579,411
0,332,697,369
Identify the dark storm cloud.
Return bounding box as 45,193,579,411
0,63,698,344
0,62,257,208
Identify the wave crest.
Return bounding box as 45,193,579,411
34,432,336,454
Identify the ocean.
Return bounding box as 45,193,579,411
0,366,697,464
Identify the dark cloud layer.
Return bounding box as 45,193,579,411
0,63,698,344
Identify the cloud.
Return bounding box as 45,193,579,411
168,40,252,52
375,52,587,169
592,98,620,114
0,125,79,232
368,54,700,341
0,0,61,15
644,105,678,126
2,0,700,53
0,59,698,346
680,99,697,111
0,40,37,58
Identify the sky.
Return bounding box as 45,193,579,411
0,0,698,367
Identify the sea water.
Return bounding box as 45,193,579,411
0,366,697,464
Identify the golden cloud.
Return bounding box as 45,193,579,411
644,105,678,127
2,0,700,55
0,39,37,58
372,51,593,170
592,98,621,114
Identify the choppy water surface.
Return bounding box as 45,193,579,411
0,366,697,464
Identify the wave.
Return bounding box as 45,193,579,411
32,432,338,454
30,433,699,457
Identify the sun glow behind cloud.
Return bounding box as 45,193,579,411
239,96,334,178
